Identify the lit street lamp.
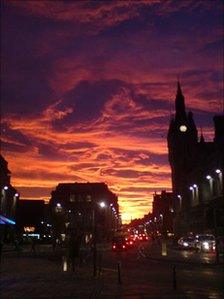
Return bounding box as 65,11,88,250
93,201,106,277
206,175,213,196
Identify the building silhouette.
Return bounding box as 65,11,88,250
49,182,120,242
152,190,173,235
16,199,49,240
0,155,19,243
167,83,224,237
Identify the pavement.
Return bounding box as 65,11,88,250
0,242,223,299
142,240,224,265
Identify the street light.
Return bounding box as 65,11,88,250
99,201,106,208
93,201,106,277
215,169,223,194
206,175,214,196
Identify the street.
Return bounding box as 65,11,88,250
0,239,223,298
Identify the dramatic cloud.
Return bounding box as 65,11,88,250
1,0,223,222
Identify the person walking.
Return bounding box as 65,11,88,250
68,232,82,272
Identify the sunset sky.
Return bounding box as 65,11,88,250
1,0,223,223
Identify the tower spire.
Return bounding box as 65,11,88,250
175,80,186,120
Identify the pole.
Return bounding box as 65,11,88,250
93,209,97,277
117,261,122,284
213,208,219,264
173,266,177,290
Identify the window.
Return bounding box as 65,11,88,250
70,194,76,202
86,195,92,202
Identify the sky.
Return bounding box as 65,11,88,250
1,0,223,223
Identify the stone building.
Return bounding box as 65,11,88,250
0,155,19,242
167,83,223,237
49,182,119,242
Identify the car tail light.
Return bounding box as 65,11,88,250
122,245,125,249
130,241,133,245
113,245,116,249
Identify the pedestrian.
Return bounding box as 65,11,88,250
68,232,82,272
31,237,36,253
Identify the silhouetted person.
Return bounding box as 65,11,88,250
31,237,36,253
69,232,82,272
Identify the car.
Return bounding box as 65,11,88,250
125,238,134,247
112,237,127,251
177,236,195,249
194,234,216,252
138,234,149,241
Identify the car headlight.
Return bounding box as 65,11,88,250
183,242,188,247
202,242,209,249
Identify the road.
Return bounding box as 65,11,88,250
0,240,223,298
98,240,223,298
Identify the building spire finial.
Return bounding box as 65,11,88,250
175,78,186,119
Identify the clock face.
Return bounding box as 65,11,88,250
179,125,187,132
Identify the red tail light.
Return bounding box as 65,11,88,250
113,245,116,249
122,245,125,249
130,241,133,244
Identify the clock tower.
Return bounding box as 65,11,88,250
167,82,198,211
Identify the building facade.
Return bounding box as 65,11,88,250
49,182,119,242
16,199,50,240
0,155,19,243
167,83,224,237
152,190,173,236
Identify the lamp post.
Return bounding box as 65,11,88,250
92,201,106,278
215,169,223,194
206,175,213,198
177,195,182,212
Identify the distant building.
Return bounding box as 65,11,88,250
49,182,119,241
0,155,19,243
152,190,173,235
16,199,49,239
167,82,224,237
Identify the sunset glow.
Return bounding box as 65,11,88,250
1,1,223,223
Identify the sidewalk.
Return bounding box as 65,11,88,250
143,240,224,266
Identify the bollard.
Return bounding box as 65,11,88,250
161,241,167,256
63,256,68,272
173,266,177,290
117,261,122,284
98,252,102,275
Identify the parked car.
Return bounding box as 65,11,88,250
177,236,195,249
194,234,216,252
112,236,127,251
